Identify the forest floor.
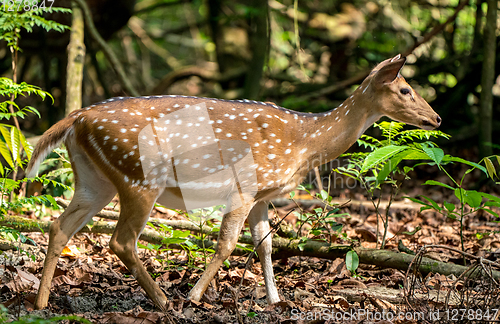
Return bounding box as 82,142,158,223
1,165,500,324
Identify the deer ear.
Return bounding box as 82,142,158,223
374,56,406,85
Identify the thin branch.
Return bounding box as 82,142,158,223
423,244,500,269
72,0,140,97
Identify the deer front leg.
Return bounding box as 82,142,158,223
108,188,168,311
188,200,254,302
248,201,280,304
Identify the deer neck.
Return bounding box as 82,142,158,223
297,88,381,169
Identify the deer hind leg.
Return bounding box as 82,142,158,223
248,201,280,304
188,198,255,302
35,151,117,310
108,187,167,311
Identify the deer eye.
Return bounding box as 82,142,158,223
400,88,411,95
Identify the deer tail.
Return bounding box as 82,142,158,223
26,116,76,178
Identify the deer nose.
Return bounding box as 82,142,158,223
436,115,442,127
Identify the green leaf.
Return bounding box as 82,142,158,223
376,149,413,184
423,180,455,190
325,209,341,217
484,201,500,208
45,194,59,209
443,201,455,212
480,208,499,218
330,222,343,232
0,139,14,168
19,130,32,160
172,230,190,238
0,125,13,153
422,146,444,165
346,250,359,273
405,196,431,207
296,184,310,194
403,166,413,174
162,237,188,245
311,229,322,236
419,195,442,211
442,156,487,174
0,178,20,191
10,126,21,165
402,226,421,235
401,150,437,161
361,145,409,172
478,192,500,203
484,157,497,179
454,189,483,208
289,191,295,199
319,189,329,201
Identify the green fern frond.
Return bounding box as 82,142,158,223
356,139,379,151
374,121,405,141
398,129,450,143
18,194,59,210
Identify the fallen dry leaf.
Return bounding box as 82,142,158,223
61,245,80,258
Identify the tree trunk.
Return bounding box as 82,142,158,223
65,1,86,116
208,0,227,74
243,1,269,99
479,0,497,157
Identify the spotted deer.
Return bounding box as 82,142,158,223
27,55,441,310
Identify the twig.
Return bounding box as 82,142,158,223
314,166,323,192
380,185,396,249
72,0,139,97
479,258,499,286
423,244,500,269
373,194,382,249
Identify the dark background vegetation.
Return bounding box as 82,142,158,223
2,0,499,161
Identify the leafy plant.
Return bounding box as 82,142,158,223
35,147,74,197
138,222,190,270
0,2,72,301
182,206,223,269
141,206,251,271
407,154,500,255
292,185,349,245
345,250,359,277
0,2,70,178
335,121,451,249
336,121,499,257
